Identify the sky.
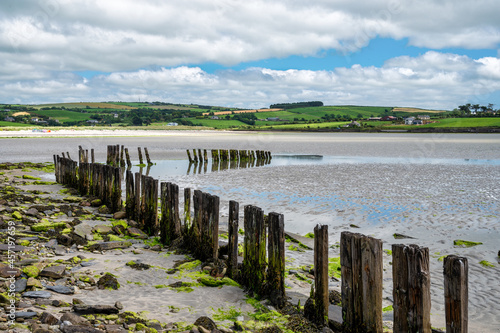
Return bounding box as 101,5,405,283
0,0,499,110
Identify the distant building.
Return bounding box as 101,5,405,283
86,119,99,124
210,116,219,120
368,117,382,121
113,113,119,118
4,116,14,122
381,116,397,121
266,117,280,121
344,121,361,127
167,122,178,126
404,117,415,125
417,115,430,120
31,118,39,122
412,119,423,125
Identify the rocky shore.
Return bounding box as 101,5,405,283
0,162,350,333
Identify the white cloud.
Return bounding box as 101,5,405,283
0,52,498,110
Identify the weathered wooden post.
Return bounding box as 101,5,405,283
267,212,286,308
341,232,383,333
144,147,153,166
125,170,135,219
192,190,203,253
187,149,193,163
203,149,208,163
111,167,122,212
392,244,431,333
444,255,468,333
242,205,266,294
125,148,132,168
198,149,203,164
184,188,191,232
120,145,125,167
134,172,141,224
160,182,180,245
91,149,95,163
143,177,158,236
227,200,239,280
192,149,198,163
138,147,144,165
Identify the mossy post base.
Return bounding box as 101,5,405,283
125,148,132,168
138,147,144,165
266,212,286,308
227,200,239,280
160,182,180,245
392,244,431,333
199,192,219,261
144,147,153,166
341,232,383,333
125,170,135,219
242,205,266,295
444,255,468,333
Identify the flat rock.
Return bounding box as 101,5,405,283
46,285,75,294
27,277,43,288
40,265,66,279
54,245,68,255
105,324,128,333
127,227,148,239
80,260,96,267
15,278,28,292
73,224,93,240
26,207,39,216
22,290,52,298
14,311,38,318
40,311,59,325
63,326,102,333
0,243,25,252
73,304,120,314
113,211,126,219
0,266,21,278
92,225,113,234
60,312,91,326
88,241,132,251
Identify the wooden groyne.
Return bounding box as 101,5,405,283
54,146,469,332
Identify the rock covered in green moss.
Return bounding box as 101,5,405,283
97,273,120,290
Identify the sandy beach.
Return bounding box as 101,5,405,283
1,131,499,332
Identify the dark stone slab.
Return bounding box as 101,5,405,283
88,241,132,251
40,265,66,279
0,266,21,278
62,326,102,333
15,278,27,293
15,311,38,318
73,304,119,314
46,285,75,294
40,311,59,325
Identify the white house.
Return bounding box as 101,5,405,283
404,117,415,125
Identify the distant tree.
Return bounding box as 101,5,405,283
131,116,142,126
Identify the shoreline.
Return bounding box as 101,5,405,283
1,127,500,138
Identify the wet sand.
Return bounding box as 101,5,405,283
2,130,499,331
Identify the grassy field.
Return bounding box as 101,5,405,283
183,119,246,129
0,121,31,127
32,110,93,123
33,102,134,110
392,107,447,113
383,118,500,129
256,121,350,130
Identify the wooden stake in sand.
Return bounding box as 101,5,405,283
444,255,468,333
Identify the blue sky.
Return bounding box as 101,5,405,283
0,0,499,110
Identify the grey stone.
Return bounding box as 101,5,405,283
54,245,68,256
63,326,102,333
113,211,127,219
40,265,66,279
0,266,21,278
60,312,91,326
46,239,58,248
22,290,52,298
46,285,75,294
14,311,38,318
92,225,112,234
26,207,39,216
15,278,27,292
80,260,96,267
0,243,25,251
73,304,120,314
73,224,93,240
127,227,148,239
40,311,59,325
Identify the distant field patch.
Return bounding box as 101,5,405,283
33,102,134,110
392,107,447,113
0,121,31,127
202,108,282,116
189,119,246,129
32,110,93,123
12,112,30,116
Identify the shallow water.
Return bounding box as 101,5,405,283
2,132,500,331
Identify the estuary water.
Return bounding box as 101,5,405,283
1,131,500,331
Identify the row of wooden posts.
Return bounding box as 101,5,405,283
54,146,468,333
106,144,153,167
187,148,272,165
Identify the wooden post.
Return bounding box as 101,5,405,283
137,147,144,165
125,170,135,219
208,193,219,260
341,232,383,333
160,182,180,245
203,149,208,163
267,212,286,308
134,172,141,224
184,187,191,232
120,145,125,167
125,148,131,168
187,149,193,163
392,244,431,333
160,182,169,245
192,149,198,163
308,224,329,325
192,190,203,253
144,147,153,165
91,149,95,163
111,167,122,212
242,205,266,294
227,200,239,280
444,256,468,333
